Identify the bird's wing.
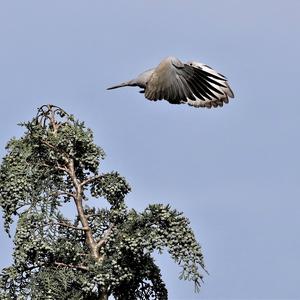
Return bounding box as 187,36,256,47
184,62,234,108
145,57,234,108
145,57,190,104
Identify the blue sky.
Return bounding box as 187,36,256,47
1,1,300,299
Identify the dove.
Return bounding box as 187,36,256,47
107,56,234,108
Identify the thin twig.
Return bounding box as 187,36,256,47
80,174,102,187
51,222,89,231
41,140,57,151
54,261,88,271
56,162,69,173
51,191,76,199
41,141,70,166
96,223,114,249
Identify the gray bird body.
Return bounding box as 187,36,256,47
107,56,234,108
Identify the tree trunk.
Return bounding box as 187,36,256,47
99,291,108,300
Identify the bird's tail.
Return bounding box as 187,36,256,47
107,80,137,90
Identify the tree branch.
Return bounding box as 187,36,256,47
56,163,69,173
41,140,57,151
41,141,69,165
50,191,76,199
51,221,89,231
68,159,100,261
96,223,114,250
49,104,60,134
54,261,88,271
40,162,68,173
80,174,102,187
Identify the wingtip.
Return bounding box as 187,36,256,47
227,85,235,98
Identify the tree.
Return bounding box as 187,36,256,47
0,105,206,299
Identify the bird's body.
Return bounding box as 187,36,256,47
107,56,234,108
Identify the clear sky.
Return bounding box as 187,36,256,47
1,1,300,299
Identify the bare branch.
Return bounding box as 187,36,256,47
56,163,69,173
49,105,60,134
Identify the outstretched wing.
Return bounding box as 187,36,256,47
144,57,234,108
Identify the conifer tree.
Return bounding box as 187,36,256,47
0,105,206,299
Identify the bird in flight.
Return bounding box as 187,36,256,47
107,56,234,108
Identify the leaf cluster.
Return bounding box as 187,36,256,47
0,106,206,299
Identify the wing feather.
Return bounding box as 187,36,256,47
144,57,234,108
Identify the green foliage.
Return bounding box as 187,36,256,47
0,105,206,299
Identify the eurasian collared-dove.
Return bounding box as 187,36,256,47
107,56,234,108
